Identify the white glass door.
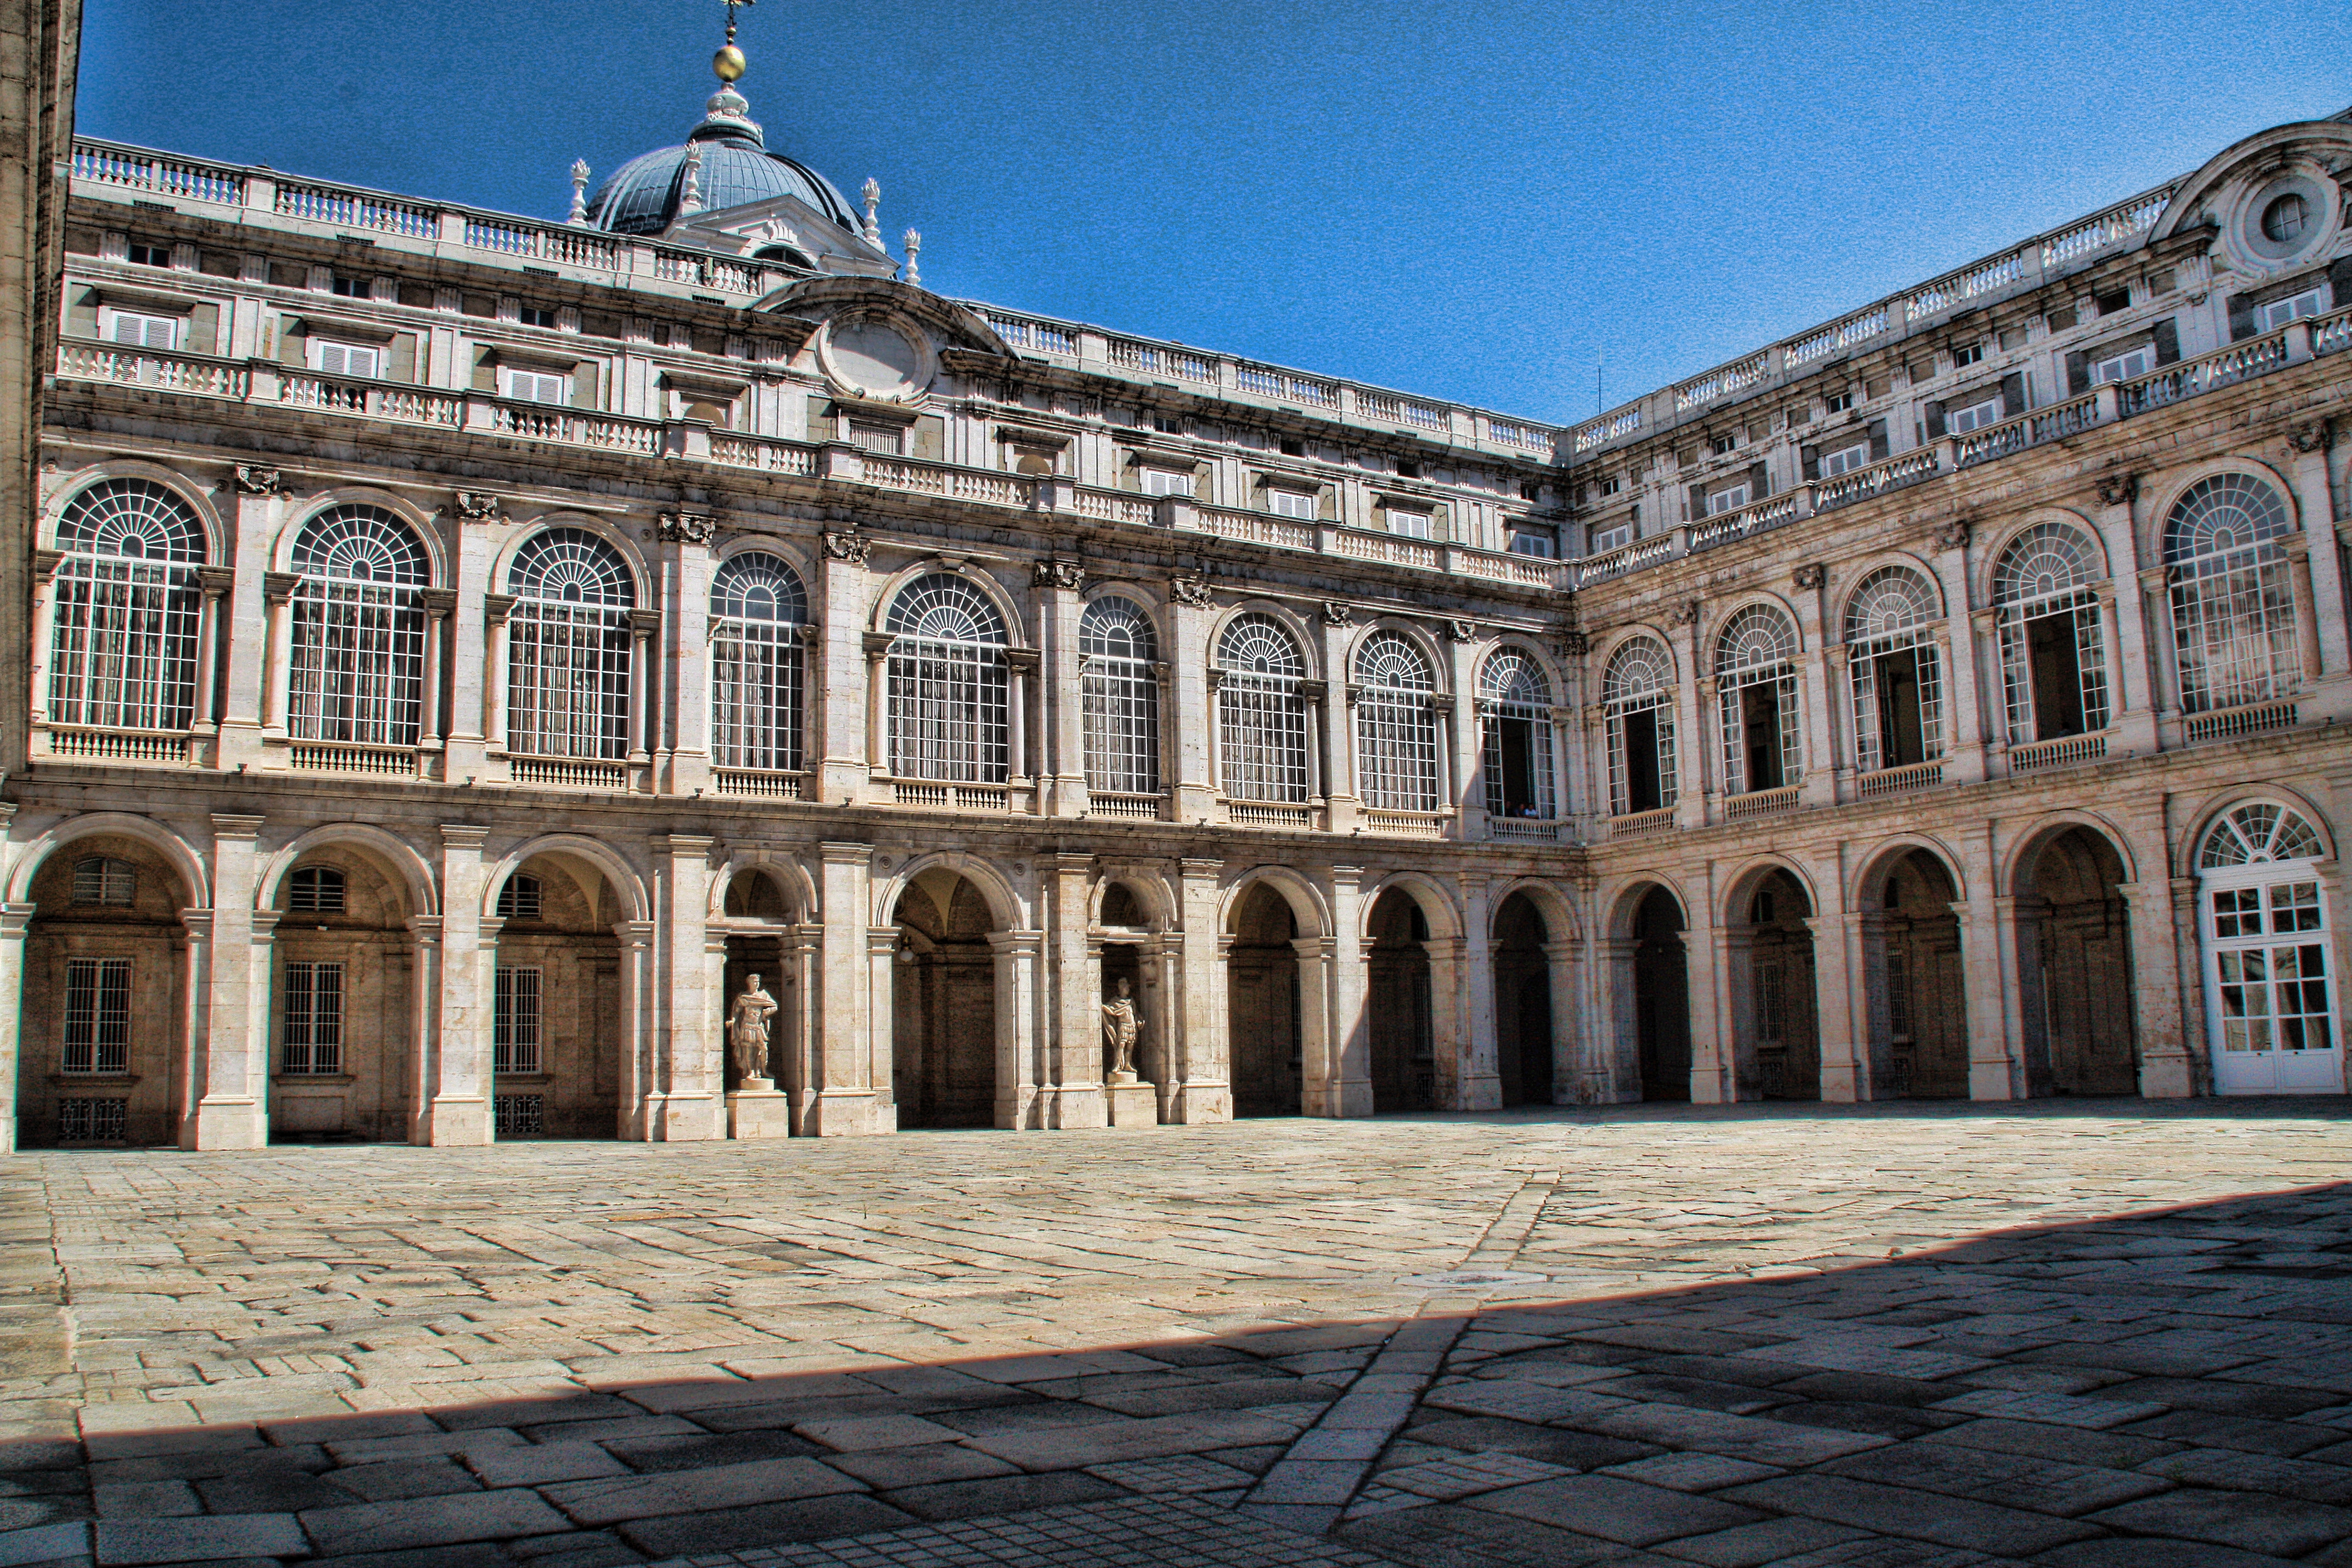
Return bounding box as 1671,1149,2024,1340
2203,870,2343,1093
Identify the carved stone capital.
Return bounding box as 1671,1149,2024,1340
2095,472,2139,508
233,465,283,496
483,592,519,627
1792,563,1825,590
1320,601,1354,629
420,587,458,617
658,510,715,545
1169,574,1211,609
262,571,298,606
1032,559,1084,591
627,609,662,638
453,490,502,521
822,529,870,564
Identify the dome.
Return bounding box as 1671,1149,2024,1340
587,94,861,236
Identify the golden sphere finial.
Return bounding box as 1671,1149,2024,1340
714,43,747,82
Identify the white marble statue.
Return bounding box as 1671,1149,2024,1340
728,973,778,1086
1101,976,1141,1083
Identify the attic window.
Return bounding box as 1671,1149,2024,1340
289,867,346,913
754,243,815,269
1825,389,1855,415
2262,193,2310,244
329,274,370,298
519,307,558,329
2094,287,2131,317
497,875,541,920
1396,460,1422,479
126,242,171,269
1708,433,1736,458
1277,436,1306,457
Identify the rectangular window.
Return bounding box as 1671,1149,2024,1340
1139,467,1195,498
329,274,369,298
125,242,172,268
493,966,542,1075
281,961,345,1075
62,957,131,1074
105,309,179,350
1951,342,1985,369
1591,522,1634,552
1618,706,1664,813
2258,290,2324,332
503,367,569,404
1267,488,1317,520
1709,434,1736,458
1597,476,1623,497
519,306,559,329
1946,396,2002,435
1825,390,1855,414
1386,508,1433,538
1507,527,1556,558
1820,442,1871,477
847,422,904,456
2090,347,2151,385
1706,482,1750,516
312,340,381,378
58,1098,128,1142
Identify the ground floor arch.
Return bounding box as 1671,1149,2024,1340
1227,880,1304,1117
1862,847,1967,1098
1611,883,1691,1102
890,868,1003,1128
487,848,627,1139
2014,825,2138,1096
1366,886,1436,1112
1730,867,1818,1101
1493,890,1555,1107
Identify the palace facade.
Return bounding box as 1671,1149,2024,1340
7,68,2350,1150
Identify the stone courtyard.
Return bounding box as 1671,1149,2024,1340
1,1102,2350,1567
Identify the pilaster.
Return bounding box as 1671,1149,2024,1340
1166,857,1229,1123
652,835,718,1141
191,814,267,1149
419,825,491,1145
1049,854,1104,1127
809,842,882,1135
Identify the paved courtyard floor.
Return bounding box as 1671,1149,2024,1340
2,1099,2351,1567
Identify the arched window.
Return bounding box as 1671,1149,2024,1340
71,856,136,906
1079,597,1159,798
885,573,1009,782
288,506,429,747
2166,473,2298,714
1603,637,1676,815
1844,567,1943,772
496,874,542,920
2197,802,2335,1094
1480,649,1555,821
1353,633,1440,813
1717,605,1801,796
47,477,206,732
709,553,807,774
288,866,346,913
1216,614,1310,803
507,529,635,760
1993,522,2109,744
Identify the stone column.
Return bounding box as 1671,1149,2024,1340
2121,877,2194,1097
418,589,454,755
1691,676,1721,823
418,825,492,1145
864,632,892,780
0,904,34,1154
627,609,659,764
1685,873,1728,1103
1958,830,2017,1098
1449,635,1484,835
1321,864,1373,1115
176,911,210,1141
1042,570,1087,817
864,926,900,1133
1929,532,1989,783
1292,935,1337,1115
25,549,60,731
404,915,442,1143
990,929,1044,1129
2287,439,2351,682
190,814,268,1150
482,595,516,756
193,566,233,733
1810,869,1865,1101
216,488,279,770
1049,853,1105,1127
613,920,655,1135
810,842,880,1135
1540,936,1578,1104
784,922,823,1129
818,540,878,804
1593,935,1641,1103
2285,538,2325,684
1006,649,1039,790
2135,563,2174,749
1139,933,1179,1123
1991,894,2043,1097
1168,857,1228,1122
654,835,718,1140
1790,571,1838,805
1458,873,1500,1108
443,509,497,778
259,572,297,738
665,529,715,796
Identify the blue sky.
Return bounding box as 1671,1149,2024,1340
78,0,2352,425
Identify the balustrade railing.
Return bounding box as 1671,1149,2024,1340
486,402,662,453
2313,307,2352,358
714,769,803,799
2007,732,2107,773
1087,792,1163,819
59,342,247,398
1812,447,1941,513
1193,508,1315,551
1723,785,1803,821
2117,330,2290,416
2182,700,2297,744
1608,807,1677,841
41,726,192,764
2040,188,2170,271
1072,488,1159,526
1107,339,1215,382
464,216,623,270
280,373,463,426
710,434,816,475
510,756,631,790
72,143,243,204
1364,810,1446,839
892,780,1011,812
1225,799,1313,829
1855,760,1944,800
275,181,438,238
1689,492,1803,551
1573,533,1675,587
289,741,418,777
1488,816,1559,842
1336,529,1441,570
1954,392,2101,468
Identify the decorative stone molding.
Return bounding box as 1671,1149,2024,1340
483,592,518,627
1932,519,1972,551
454,491,502,521
2095,472,2139,507
1320,601,1354,628
658,511,715,545
821,530,870,564
1667,598,1700,628
1558,629,1591,657
232,466,282,496
2290,420,2334,454
1169,575,1211,609
1792,564,1825,590
262,571,298,606
1445,618,1478,643
1033,559,1084,591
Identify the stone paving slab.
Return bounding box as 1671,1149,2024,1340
2,1100,2351,1565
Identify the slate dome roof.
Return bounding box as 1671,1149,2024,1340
587,91,860,237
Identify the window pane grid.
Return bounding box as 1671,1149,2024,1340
62,957,130,1074
1603,638,1678,814
281,961,344,1074
494,966,542,1074
710,553,808,773
49,557,202,730
1216,616,1311,803
1480,650,1555,819
1080,598,1160,795
508,530,636,760
2165,474,2299,714
1354,633,1439,812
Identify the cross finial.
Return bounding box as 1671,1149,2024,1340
723,0,754,46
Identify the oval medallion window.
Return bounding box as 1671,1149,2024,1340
823,317,929,401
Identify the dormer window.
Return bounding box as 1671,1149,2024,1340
102,308,179,350
311,340,381,378
502,366,569,404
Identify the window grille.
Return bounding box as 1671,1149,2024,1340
494,966,542,1074
1080,596,1159,796
57,1098,127,1142
885,573,1009,783
288,867,345,913
62,956,130,1074
1716,604,1801,796
1844,567,1943,772
2165,474,2298,715
507,528,635,759
1994,522,2109,743
72,857,136,905
709,552,807,772
2200,803,2324,869
493,1094,545,1137
48,478,205,732
1480,649,1555,820
281,961,344,1074
1216,614,1310,803
289,505,428,747
496,874,542,920
1602,636,1677,815
1354,632,1440,812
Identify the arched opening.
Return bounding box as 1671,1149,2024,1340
2195,802,2339,1095
2014,828,2137,1097
1734,870,1817,1100
489,854,625,1137
1227,883,1302,1117
267,846,415,1142
1493,892,1553,1107
719,868,800,1101
890,870,999,1128
1864,849,1967,1098
1631,886,1690,1101
1094,879,1159,1096
1368,888,1435,1113
20,835,193,1147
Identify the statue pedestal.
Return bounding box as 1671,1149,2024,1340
728,1079,792,1140
1106,1076,1158,1128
